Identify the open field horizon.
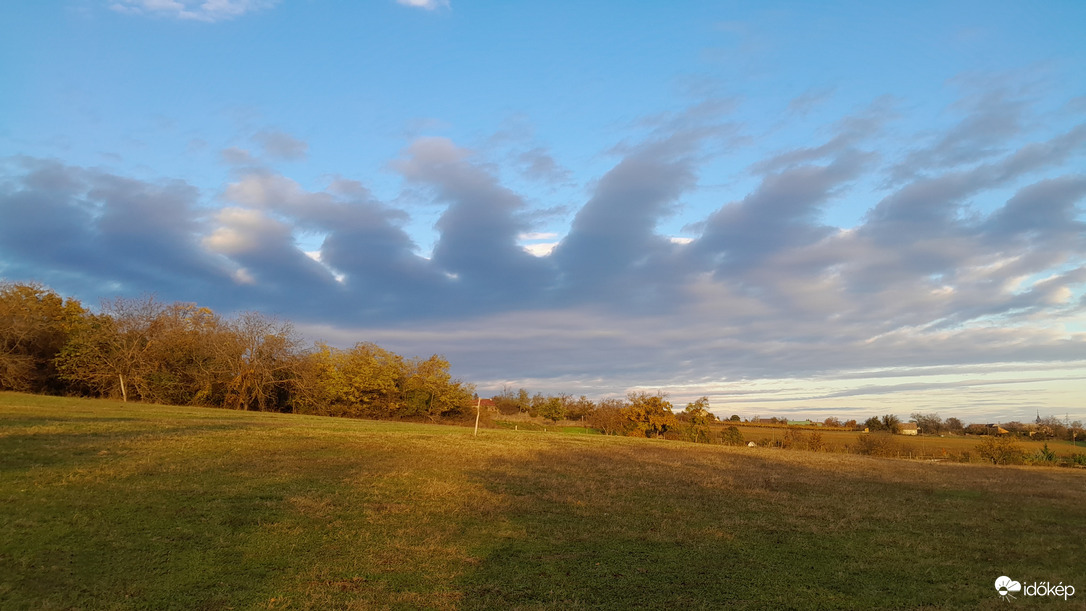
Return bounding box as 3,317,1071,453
2,392,1084,609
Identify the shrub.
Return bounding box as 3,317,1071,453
808,431,825,452
975,436,1026,465
781,428,806,450
1034,443,1056,464
854,433,899,457
720,425,744,446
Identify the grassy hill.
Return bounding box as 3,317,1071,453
2,393,1083,609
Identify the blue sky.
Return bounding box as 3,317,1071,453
2,0,1085,423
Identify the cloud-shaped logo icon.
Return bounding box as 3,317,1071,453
995,576,1022,600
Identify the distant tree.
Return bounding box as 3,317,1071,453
729,414,741,422
491,387,524,415
823,417,843,428
587,398,626,435
843,419,858,430
881,414,902,434
863,416,884,432
680,397,712,443
538,395,566,423
564,395,596,421
944,417,964,433
911,412,943,435
963,423,988,435
623,392,676,438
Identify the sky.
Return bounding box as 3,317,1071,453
2,0,1085,423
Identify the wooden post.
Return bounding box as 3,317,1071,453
473,397,481,437
119,374,127,403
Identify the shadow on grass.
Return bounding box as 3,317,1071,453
457,443,1086,610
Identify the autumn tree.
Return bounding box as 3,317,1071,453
57,296,171,401
679,396,712,443
0,282,85,393
588,398,626,435
403,354,473,421
217,312,299,412
623,392,677,438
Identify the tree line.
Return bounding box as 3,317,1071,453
0,282,474,420
4,281,1081,443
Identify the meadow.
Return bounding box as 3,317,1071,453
1,392,1084,609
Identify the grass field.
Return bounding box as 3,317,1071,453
721,423,1086,459
2,392,1084,609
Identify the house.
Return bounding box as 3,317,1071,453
899,422,919,435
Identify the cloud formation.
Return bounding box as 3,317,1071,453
2,88,1084,414
109,0,279,22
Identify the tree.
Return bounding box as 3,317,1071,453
911,412,943,435
0,282,85,393
944,417,964,433
720,425,744,446
823,417,843,428
975,436,1025,465
403,354,473,421
588,399,626,435
537,395,566,423
218,312,299,412
623,392,676,438
680,396,712,443
881,414,902,434
863,416,884,432
57,296,168,402
729,414,741,422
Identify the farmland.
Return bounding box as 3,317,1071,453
2,392,1084,609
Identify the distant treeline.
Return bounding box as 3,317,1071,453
0,282,474,421
494,391,1083,444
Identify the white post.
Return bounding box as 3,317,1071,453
474,397,481,437
119,374,127,403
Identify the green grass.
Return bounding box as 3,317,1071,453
2,392,1084,609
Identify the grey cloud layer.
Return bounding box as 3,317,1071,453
2,93,1084,390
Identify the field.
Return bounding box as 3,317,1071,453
720,423,1085,459
2,393,1084,609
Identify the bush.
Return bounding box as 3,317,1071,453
1034,443,1056,464
720,426,744,446
975,436,1026,465
781,428,806,450
854,433,899,457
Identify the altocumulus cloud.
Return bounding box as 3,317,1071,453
1,86,1084,406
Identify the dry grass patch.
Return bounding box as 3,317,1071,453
1,393,1084,609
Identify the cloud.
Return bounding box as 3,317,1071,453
3,87,1084,419
396,0,449,10
786,86,835,116
254,130,308,161
221,147,255,165
109,0,279,22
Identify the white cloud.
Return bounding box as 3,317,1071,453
109,0,279,22
396,0,449,10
